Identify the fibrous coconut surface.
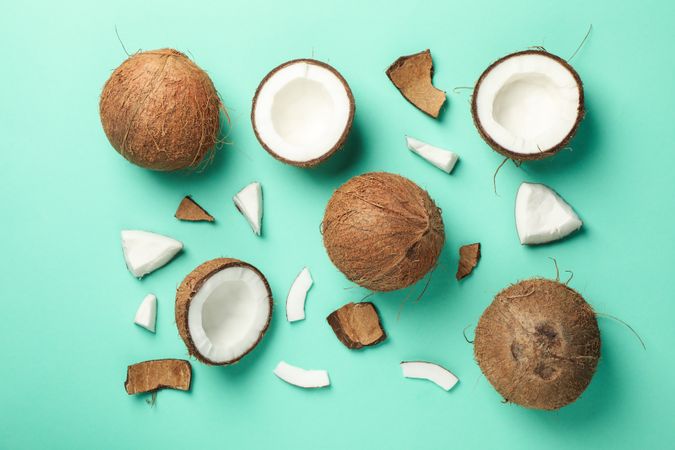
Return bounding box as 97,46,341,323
456,243,481,280
121,230,183,278
327,302,386,349
124,359,191,395
175,196,214,222
387,50,446,118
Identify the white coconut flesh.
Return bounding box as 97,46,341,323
253,61,352,163
274,361,330,388
405,136,459,173
515,182,582,245
121,230,183,278
233,182,263,236
187,265,271,364
475,53,581,155
134,294,157,332
286,267,313,322
400,361,458,391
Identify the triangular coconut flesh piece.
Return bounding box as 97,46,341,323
273,361,330,388
286,267,313,322
124,359,191,395
400,361,458,391
175,196,214,222
515,182,582,245
327,302,386,349
233,182,262,236
134,294,157,332
406,136,458,173
456,243,481,280
387,50,446,118
121,230,183,278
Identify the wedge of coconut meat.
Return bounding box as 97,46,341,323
400,361,458,391
233,182,263,236
274,361,330,388
252,59,354,167
286,267,313,322
121,230,183,278
134,294,157,332
405,136,459,173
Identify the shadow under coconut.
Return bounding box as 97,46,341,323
300,120,364,180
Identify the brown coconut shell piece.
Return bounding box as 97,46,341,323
124,359,191,395
456,243,481,280
175,196,214,222
327,302,386,349
386,49,446,118
474,278,600,410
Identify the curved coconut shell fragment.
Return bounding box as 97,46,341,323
456,243,481,280
387,50,446,118
474,278,600,410
124,359,191,395
327,302,386,349
175,196,214,222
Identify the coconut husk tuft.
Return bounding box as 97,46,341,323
124,359,191,395
474,278,600,410
456,243,481,280
327,302,386,349
322,172,445,292
175,196,214,222
386,49,446,118
100,49,222,171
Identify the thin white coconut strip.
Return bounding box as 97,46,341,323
515,182,582,245
274,361,330,388
121,230,183,278
286,267,313,322
233,182,263,236
400,361,459,391
134,294,157,333
405,136,459,173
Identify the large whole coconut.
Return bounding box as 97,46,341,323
474,278,600,410
100,49,221,171
322,172,444,291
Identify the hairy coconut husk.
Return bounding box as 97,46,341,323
327,302,386,349
124,359,191,394
100,49,222,171
474,278,600,410
322,172,444,291
175,258,273,366
386,50,446,118
456,243,481,280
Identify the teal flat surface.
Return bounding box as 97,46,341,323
2,0,674,448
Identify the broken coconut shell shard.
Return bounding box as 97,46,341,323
474,278,600,410
252,59,355,167
274,361,330,388
233,182,263,236
472,50,584,161
327,302,386,349
286,267,313,322
515,182,582,245
176,258,273,366
100,49,221,171
134,294,157,333
124,359,191,395
406,136,458,173
456,243,481,280
322,172,444,292
121,230,183,278
387,50,446,118
400,361,458,391
175,196,214,222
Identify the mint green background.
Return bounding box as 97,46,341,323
2,0,674,448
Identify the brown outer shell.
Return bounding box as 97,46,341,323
386,49,446,118
124,359,191,395
474,278,600,410
326,302,387,349
175,258,273,366
471,50,585,161
251,59,355,168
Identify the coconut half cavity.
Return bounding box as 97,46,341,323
516,182,582,245
252,59,355,167
176,259,272,365
472,50,584,160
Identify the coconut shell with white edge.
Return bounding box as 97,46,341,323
472,50,584,161
474,278,600,410
175,258,273,366
252,59,355,167
100,49,221,171
322,172,444,292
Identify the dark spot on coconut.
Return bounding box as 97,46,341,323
510,341,524,361
535,323,561,349
534,362,558,381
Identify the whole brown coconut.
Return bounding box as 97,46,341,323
100,49,221,171
322,172,444,291
474,278,600,410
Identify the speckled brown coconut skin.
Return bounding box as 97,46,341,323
471,50,585,161
124,359,191,394
474,278,600,410
251,59,355,168
100,49,221,171
322,172,445,292
175,258,273,366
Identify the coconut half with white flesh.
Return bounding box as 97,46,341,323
516,182,582,245
176,258,273,365
252,59,355,167
472,50,584,160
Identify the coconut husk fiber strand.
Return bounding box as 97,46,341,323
124,359,191,395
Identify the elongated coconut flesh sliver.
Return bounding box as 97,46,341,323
252,59,355,167
286,267,313,322
322,172,444,291
134,294,157,332
327,302,386,349
124,359,191,395
474,278,600,410
406,136,459,173
387,50,446,118
121,230,183,278
273,361,330,388
233,182,263,236
516,182,582,245
400,361,459,391
100,49,221,171
472,50,584,160
175,196,214,222
456,243,481,280
176,258,272,365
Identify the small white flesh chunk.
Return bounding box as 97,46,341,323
405,136,459,173
134,294,157,333
274,361,330,388
515,182,582,245
286,267,313,322
233,182,263,236
121,230,183,278
400,361,458,391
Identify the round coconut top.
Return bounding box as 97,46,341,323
474,278,600,410
322,172,444,292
